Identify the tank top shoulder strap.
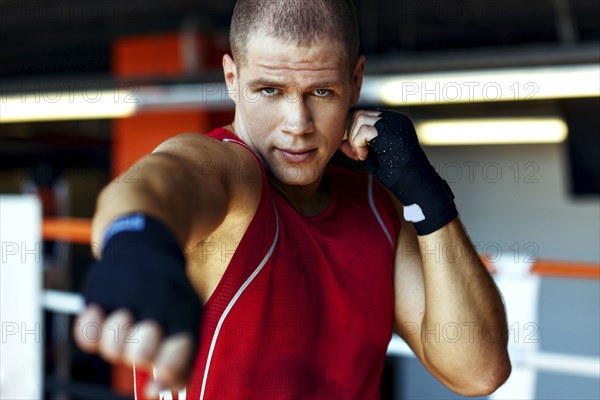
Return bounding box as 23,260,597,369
204,127,265,168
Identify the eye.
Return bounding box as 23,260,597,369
261,87,278,96
314,88,331,97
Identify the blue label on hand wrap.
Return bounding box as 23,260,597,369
102,213,146,245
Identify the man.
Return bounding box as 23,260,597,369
75,0,511,398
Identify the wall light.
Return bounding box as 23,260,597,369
415,117,568,145
360,64,600,106
0,89,138,123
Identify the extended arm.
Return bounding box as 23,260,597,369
76,132,261,396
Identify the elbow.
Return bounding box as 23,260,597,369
450,357,512,397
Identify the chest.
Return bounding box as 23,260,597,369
206,206,396,384
185,212,251,303
266,208,396,315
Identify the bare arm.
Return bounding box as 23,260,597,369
393,203,511,395
76,132,261,396
341,109,510,395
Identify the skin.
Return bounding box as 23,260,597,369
224,32,367,214
74,32,510,397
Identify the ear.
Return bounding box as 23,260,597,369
350,55,365,107
222,54,238,103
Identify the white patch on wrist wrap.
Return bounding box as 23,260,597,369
403,203,426,222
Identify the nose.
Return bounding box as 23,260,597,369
281,95,314,136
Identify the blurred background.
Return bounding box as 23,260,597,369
0,0,598,399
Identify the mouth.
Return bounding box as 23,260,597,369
275,148,318,163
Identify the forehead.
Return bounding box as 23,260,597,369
239,33,348,84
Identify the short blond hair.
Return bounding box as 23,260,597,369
230,0,360,70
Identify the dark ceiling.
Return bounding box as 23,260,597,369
1,0,599,80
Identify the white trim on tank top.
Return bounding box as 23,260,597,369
199,203,280,400
368,174,395,249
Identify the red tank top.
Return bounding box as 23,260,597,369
134,128,401,399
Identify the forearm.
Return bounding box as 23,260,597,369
419,218,510,393
92,153,226,250
359,110,510,394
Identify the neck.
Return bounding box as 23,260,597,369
269,172,330,216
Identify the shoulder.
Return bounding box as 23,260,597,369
154,128,233,156
153,129,263,217
153,130,259,173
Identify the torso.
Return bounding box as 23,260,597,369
135,127,402,399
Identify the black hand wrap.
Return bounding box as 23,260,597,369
367,110,458,235
84,214,203,342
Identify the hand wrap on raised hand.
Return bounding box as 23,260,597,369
367,110,458,235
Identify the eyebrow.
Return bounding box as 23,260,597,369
245,78,342,89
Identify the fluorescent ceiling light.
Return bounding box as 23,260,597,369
361,64,600,106
0,84,234,123
0,89,138,123
415,117,568,145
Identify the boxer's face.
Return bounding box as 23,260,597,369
223,32,364,186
